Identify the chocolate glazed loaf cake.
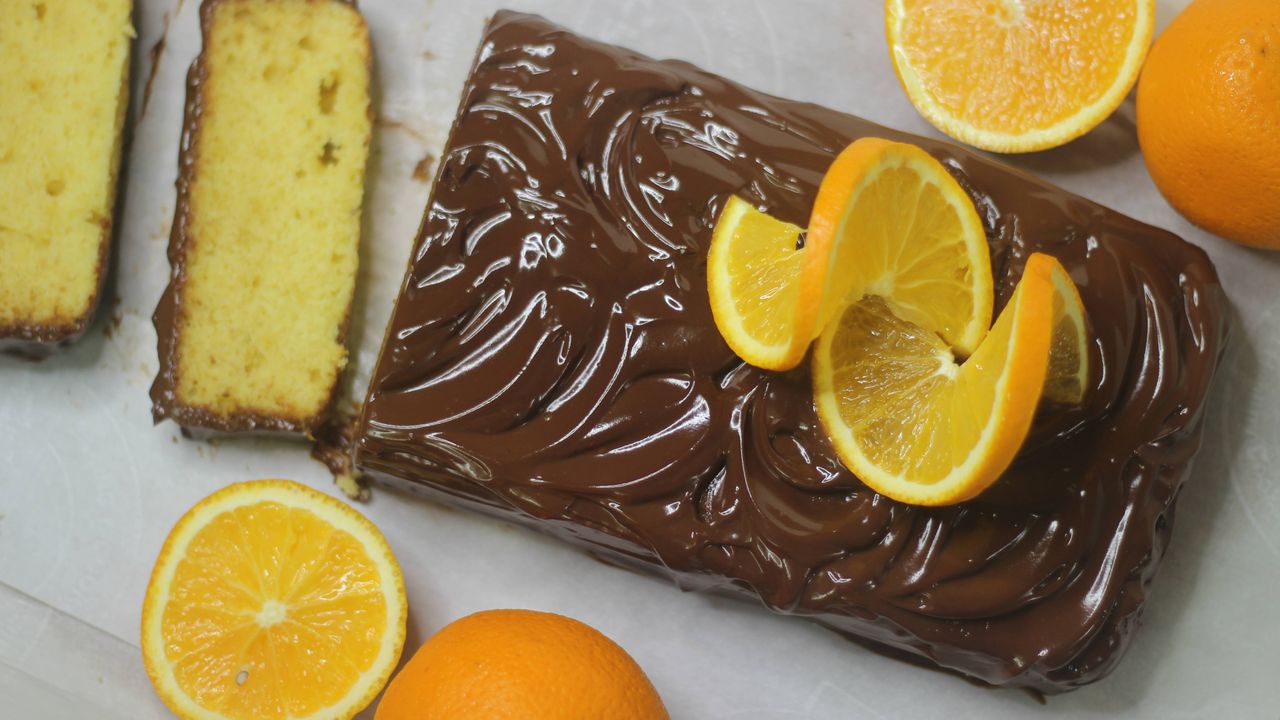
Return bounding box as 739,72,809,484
355,12,1229,692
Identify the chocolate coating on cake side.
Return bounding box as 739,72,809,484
355,11,1229,692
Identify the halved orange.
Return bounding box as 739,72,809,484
813,253,1085,506
886,0,1155,153
141,480,407,720
707,138,992,371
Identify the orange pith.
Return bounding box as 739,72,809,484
886,0,1155,152
141,480,407,720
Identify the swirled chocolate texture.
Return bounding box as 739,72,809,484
355,11,1228,692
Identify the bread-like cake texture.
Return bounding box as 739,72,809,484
0,0,133,349
151,0,372,433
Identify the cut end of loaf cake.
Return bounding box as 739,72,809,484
151,0,371,433
0,0,133,346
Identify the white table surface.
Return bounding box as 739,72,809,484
3,0,1279,717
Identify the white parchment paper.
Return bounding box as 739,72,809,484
3,1,1278,717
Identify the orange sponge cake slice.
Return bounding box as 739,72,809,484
0,0,133,351
151,0,372,434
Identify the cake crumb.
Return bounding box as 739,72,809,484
412,153,436,182
103,310,123,340
334,472,369,502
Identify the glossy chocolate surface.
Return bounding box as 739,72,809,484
355,11,1228,692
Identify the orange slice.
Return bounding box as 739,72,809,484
813,253,1085,506
1044,262,1090,404
707,196,810,370
141,480,407,720
886,0,1155,153
707,138,992,371
802,138,992,356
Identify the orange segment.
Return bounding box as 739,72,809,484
141,480,407,720
886,0,1155,152
813,253,1083,506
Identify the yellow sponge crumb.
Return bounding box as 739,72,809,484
0,0,133,341
168,0,371,429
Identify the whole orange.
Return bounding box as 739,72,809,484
374,610,669,720
1137,0,1280,249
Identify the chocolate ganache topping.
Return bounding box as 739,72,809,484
355,11,1229,692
